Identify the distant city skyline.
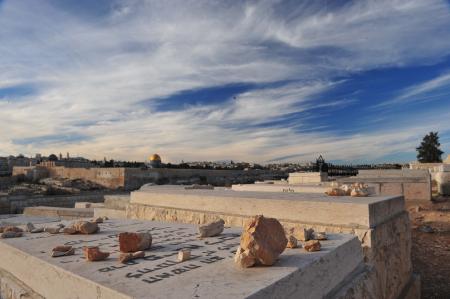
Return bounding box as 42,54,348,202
1,0,450,163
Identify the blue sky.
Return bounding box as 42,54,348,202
1,0,450,163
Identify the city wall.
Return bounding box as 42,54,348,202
13,166,275,190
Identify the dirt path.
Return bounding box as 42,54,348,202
407,197,450,299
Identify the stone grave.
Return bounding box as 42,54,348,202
0,217,364,299
125,185,419,299
231,182,329,194
338,169,431,201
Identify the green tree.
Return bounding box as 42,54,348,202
416,132,444,163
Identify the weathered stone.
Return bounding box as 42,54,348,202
31,227,44,233
294,227,314,242
92,217,103,224
119,232,152,253
56,223,65,228
44,227,61,234
286,235,298,248
26,222,35,232
314,232,328,240
119,250,146,263
351,187,369,197
51,245,75,258
198,219,225,238
325,188,346,196
177,249,191,262
3,226,23,233
83,246,109,261
304,240,321,252
234,246,256,268
237,215,287,267
0,231,22,238
72,221,99,234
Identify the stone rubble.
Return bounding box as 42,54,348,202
177,249,191,262
83,246,110,261
52,245,75,258
235,215,287,268
119,232,152,253
64,221,99,235
294,227,314,242
286,235,298,248
198,219,225,238
119,251,145,264
304,240,321,252
326,183,370,197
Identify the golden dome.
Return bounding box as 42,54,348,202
149,154,161,162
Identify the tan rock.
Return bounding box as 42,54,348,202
102,216,109,221
83,246,110,261
31,227,44,233
119,232,152,253
304,240,321,252
1,231,22,238
72,221,99,234
52,245,75,258
3,226,23,233
177,249,191,262
325,188,346,196
294,227,314,242
119,250,145,263
234,246,256,268
198,219,225,238
286,235,298,248
236,215,287,267
314,232,328,240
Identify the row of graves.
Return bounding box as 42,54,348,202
0,179,421,298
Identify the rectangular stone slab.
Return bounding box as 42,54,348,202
131,186,404,228
0,219,362,299
232,183,328,194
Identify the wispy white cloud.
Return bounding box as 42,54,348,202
1,0,450,162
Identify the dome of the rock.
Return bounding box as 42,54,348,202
149,154,161,162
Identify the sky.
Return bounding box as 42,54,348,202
1,0,450,164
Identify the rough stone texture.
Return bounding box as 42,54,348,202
286,235,298,248
288,172,328,184
238,215,287,266
0,269,44,299
72,221,99,234
83,246,109,261
176,249,191,262
94,207,127,219
292,227,314,242
198,219,224,237
23,206,94,220
304,240,321,252
118,232,152,253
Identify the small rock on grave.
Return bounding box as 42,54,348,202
198,219,225,238
304,240,321,252
119,232,152,253
177,250,191,262
83,246,110,261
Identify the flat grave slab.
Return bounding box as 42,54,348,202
131,185,404,228
0,219,362,299
232,183,327,194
